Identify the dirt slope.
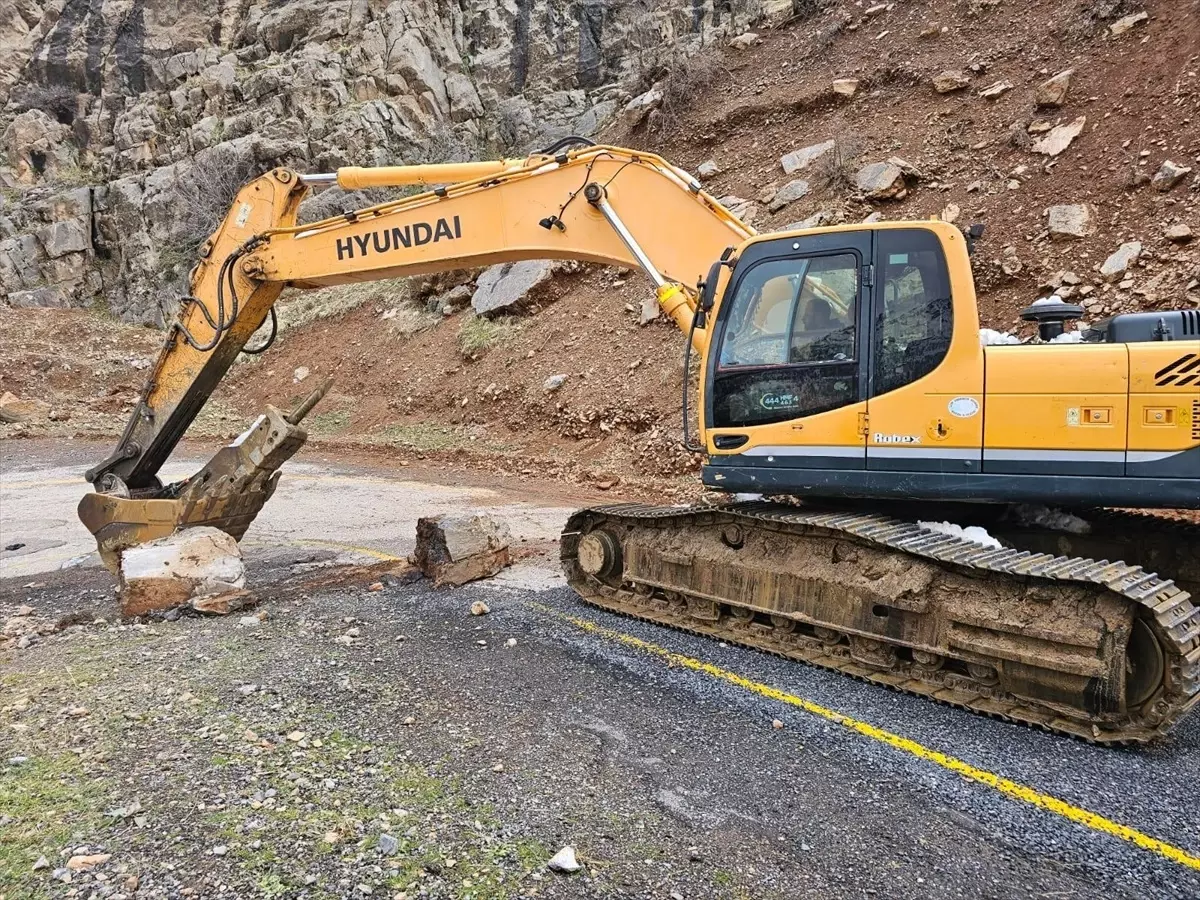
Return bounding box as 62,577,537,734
3,0,1197,493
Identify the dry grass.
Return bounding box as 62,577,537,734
457,314,520,357
387,305,439,338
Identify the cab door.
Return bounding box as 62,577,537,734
865,227,984,473
704,231,874,469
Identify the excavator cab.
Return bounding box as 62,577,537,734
702,221,1199,508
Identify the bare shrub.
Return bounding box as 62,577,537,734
653,51,732,132
172,148,264,254
811,137,861,193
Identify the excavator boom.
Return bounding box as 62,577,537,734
79,144,752,563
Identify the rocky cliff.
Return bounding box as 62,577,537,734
1,0,767,322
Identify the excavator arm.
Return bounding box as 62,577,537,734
78,143,753,567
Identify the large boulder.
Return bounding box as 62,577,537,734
1046,204,1094,239
118,527,248,618
413,514,511,587
472,261,556,316
780,140,835,175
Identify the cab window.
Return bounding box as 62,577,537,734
712,253,860,428
872,230,953,396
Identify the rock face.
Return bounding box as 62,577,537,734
0,0,758,323
118,527,247,618
413,513,511,587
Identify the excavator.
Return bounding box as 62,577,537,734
77,140,1200,743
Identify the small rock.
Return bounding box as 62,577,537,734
547,846,581,873
780,139,836,175
212,844,229,856
831,78,859,97
378,834,400,856
931,70,970,93
543,374,568,392
470,601,490,616
51,868,72,884
492,762,505,772
1109,11,1148,37
1099,241,1142,282
640,293,661,325
1165,224,1192,244
367,582,384,592
772,719,784,729
856,162,906,200
505,637,517,647
978,79,1013,100
767,179,811,213
1152,161,1193,193
16,605,33,616
1047,204,1094,239
940,203,961,224
238,615,261,627
696,159,720,179
1035,69,1072,108
293,366,310,384
1031,116,1086,157
67,853,112,870
32,856,50,871
728,32,761,50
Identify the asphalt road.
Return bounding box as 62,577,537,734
2,440,1199,898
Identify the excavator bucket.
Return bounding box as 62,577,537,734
78,379,332,572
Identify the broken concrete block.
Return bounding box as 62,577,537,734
413,514,511,587
118,527,246,617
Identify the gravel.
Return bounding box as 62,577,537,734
5,550,1198,898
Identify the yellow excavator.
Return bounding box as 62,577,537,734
77,140,1200,743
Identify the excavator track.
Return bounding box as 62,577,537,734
561,502,1200,744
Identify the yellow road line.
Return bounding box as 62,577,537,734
287,538,404,561
536,604,1200,872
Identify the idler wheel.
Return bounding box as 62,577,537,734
577,530,622,580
